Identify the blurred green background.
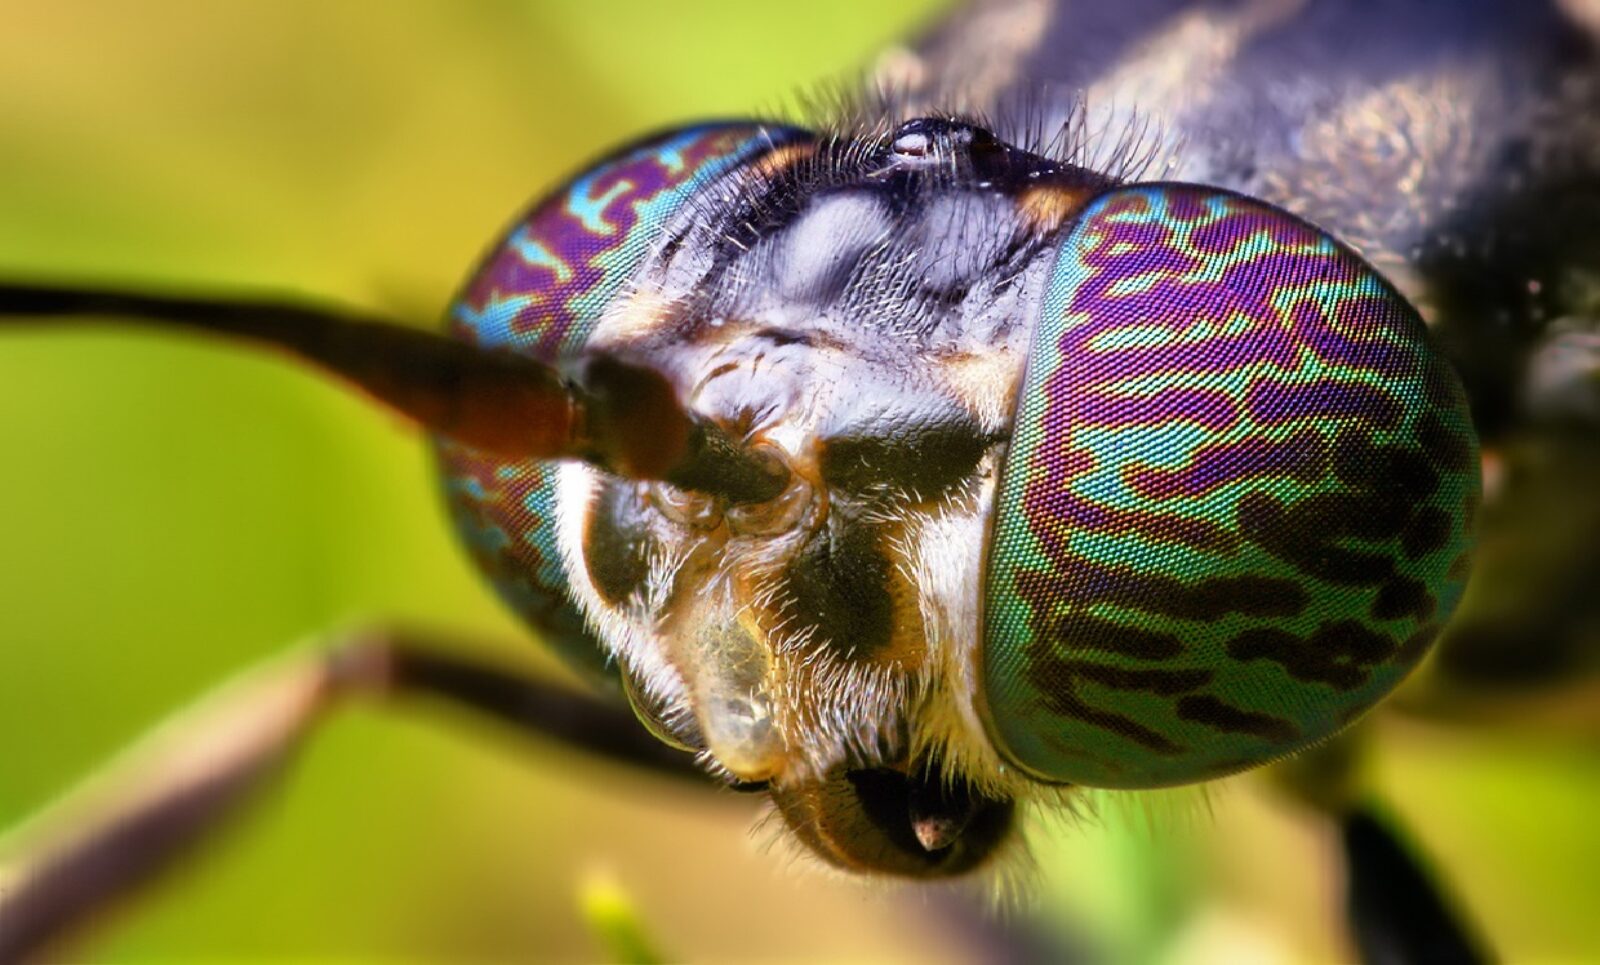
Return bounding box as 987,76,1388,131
0,3,1594,961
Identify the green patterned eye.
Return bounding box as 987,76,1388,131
981,184,1480,789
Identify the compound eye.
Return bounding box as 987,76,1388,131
981,184,1480,788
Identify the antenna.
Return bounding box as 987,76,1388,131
0,281,789,504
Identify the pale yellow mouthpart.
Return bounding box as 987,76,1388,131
675,592,785,781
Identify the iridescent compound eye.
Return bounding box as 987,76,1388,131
438,122,809,684
981,184,1480,789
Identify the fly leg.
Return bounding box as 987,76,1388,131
1271,735,1487,965
0,627,706,965
1340,805,1486,965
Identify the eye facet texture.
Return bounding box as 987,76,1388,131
982,184,1480,788
437,123,809,683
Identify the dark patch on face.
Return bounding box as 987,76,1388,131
843,768,1009,867
1225,620,1397,690
819,409,989,498
658,225,691,263
781,514,893,657
584,479,655,606
1175,694,1300,743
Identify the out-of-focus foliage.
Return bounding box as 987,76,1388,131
0,3,1594,961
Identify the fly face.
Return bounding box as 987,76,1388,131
442,114,1477,877
445,118,1115,876
4,3,1592,959
589,121,1110,800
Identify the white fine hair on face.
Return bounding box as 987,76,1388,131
897,458,1029,800
555,463,690,720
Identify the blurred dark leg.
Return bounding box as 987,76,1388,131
1272,734,1489,965
1341,806,1486,965
0,628,703,964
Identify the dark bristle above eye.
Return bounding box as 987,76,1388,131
787,82,1165,185
711,169,814,258
670,104,1130,276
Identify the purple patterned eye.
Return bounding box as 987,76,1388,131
436,122,810,684
981,184,1480,788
